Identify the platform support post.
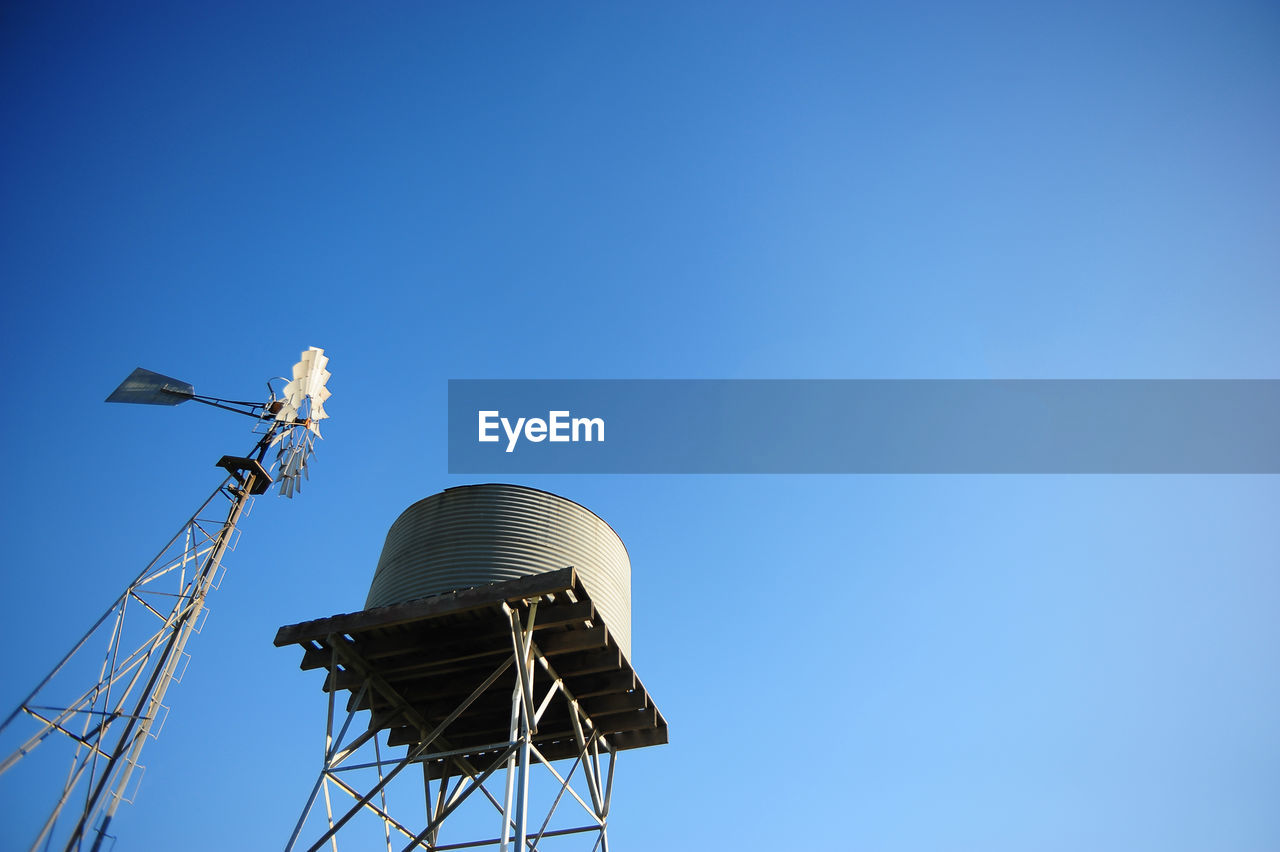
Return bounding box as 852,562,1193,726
283,595,622,850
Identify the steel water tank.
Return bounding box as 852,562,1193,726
365,484,632,659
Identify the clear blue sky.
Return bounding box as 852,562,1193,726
1,2,1277,849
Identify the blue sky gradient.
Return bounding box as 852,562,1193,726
1,2,1277,849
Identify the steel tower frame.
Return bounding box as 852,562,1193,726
0,450,273,851
0,348,330,852
286,604,616,852
276,569,666,852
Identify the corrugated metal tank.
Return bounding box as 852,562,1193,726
365,484,632,659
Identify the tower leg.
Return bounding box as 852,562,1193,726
284,596,620,851
0,470,261,852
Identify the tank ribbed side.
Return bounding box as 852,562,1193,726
365,484,632,659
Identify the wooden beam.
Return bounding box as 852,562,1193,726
530,600,595,630
535,626,609,656
566,670,634,699
553,648,621,677
324,641,513,688
273,567,577,646
608,725,669,750
580,691,648,717
593,708,657,736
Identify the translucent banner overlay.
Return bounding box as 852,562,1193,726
448,380,1280,473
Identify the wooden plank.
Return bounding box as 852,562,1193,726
565,670,634,699
306,622,510,669
321,629,620,693
552,649,621,677
418,738,591,780
400,722,667,778
389,714,664,754
273,567,577,646
593,708,657,736
530,600,595,630
367,707,408,731
580,691,648,717
385,724,536,749
302,603,596,673
608,725,669,750
326,639,513,686
300,644,332,671
536,626,609,656
279,565,669,762
421,748,526,781
330,654,518,694
391,721,588,750
351,671,513,712
384,726,418,747
362,673,520,712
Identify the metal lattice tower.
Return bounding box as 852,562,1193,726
0,348,332,852
275,568,667,851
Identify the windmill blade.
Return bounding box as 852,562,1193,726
275,431,316,498
275,347,332,435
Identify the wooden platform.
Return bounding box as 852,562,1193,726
275,568,667,774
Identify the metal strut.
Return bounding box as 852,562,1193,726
0,453,268,852
285,600,617,851
1,347,332,851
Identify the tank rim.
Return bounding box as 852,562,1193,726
386,482,631,560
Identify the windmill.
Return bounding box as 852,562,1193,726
0,347,333,852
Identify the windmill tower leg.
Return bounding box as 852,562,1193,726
1,347,333,852
0,461,265,852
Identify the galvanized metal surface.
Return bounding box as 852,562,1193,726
365,484,633,660
104,366,194,405
279,585,644,852
3,349,334,852
0,469,260,852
